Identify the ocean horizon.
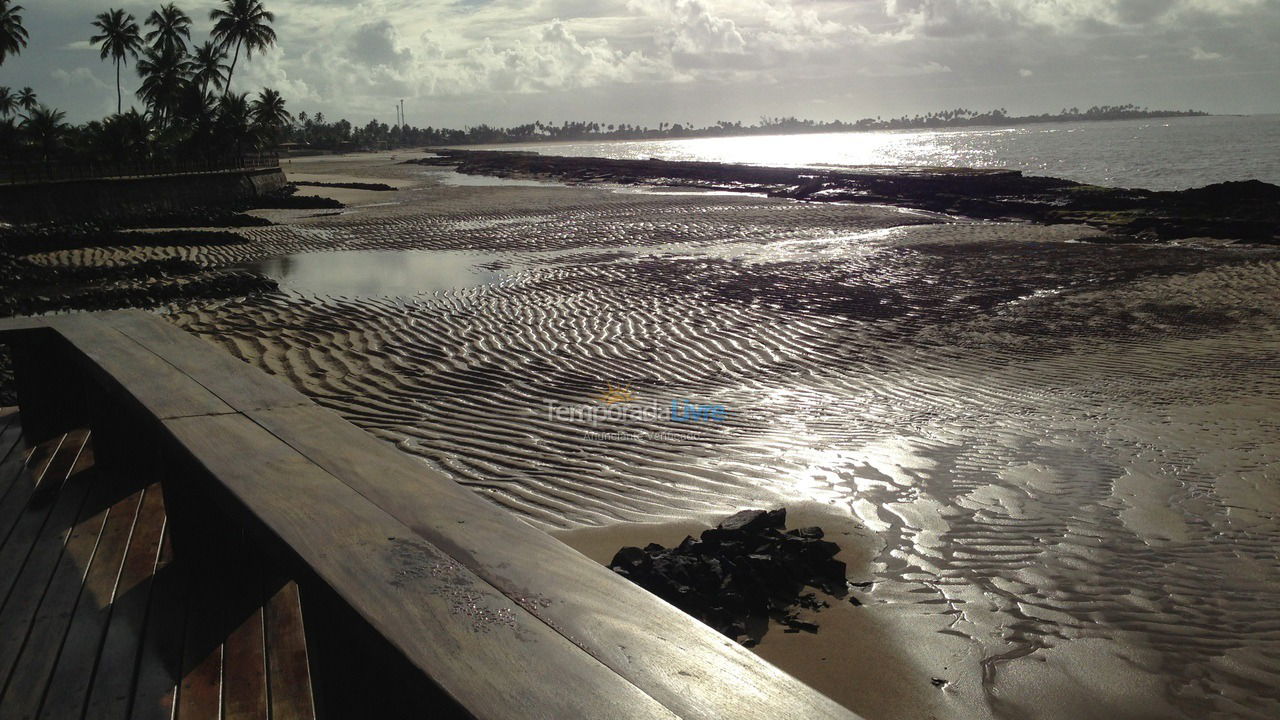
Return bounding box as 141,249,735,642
471,114,1280,192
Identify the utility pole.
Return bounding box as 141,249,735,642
400,99,406,128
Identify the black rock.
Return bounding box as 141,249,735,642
607,507,854,644
718,507,786,533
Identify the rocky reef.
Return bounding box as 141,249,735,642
412,149,1280,244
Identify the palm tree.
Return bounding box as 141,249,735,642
21,105,68,162
190,40,230,92
209,0,276,91
144,3,192,56
0,116,18,162
86,110,151,162
91,9,144,114
0,86,14,118
0,1,27,65
216,91,256,156
250,87,290,147
16,86,36,113
136,47,190,123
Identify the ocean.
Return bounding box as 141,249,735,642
482,114,1280,192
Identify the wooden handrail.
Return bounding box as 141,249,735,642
0,311,862,720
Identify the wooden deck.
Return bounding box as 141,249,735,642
0,311,862,720
0,408,316,720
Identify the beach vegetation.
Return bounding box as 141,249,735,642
0,0,27,65
20,106,69,163
144,3,192,57
91,9,145,114
191,40,231,92
209,0,276,91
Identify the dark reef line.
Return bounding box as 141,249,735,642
413,149,1280,244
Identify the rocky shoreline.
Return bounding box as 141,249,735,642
413,149,1280,244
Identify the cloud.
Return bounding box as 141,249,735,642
7,0,1280,126
633,0,746,54
349,20,414,68
52,67,110,91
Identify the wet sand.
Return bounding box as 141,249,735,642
25,152,1280,719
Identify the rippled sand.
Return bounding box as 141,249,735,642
33,153,1280,719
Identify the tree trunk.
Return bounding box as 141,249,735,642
225,40,242,92
116,60,122,115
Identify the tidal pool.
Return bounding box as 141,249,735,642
246,249,505,297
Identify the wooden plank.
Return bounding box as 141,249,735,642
0,441,96,694
0,433,66,553
0,431,88,606
221,540,268,720
162,413,677,720
0,316,48,334
263,577,315,720
82,483,168,720
0,451,111,709
0,425,47,548
0,421,31,507
128,526,186,720
175,551,224,720
246,404,859,720
0,412,22,454
102,312,310,413
34,481,147,720
44,315,234,422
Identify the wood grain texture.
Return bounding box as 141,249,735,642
247,405,860,720
263,579,315,720
0,431,86,605
34,482,146,720
101,312,310,413
0,448,112,714
82,483,168,720
163,413,677,720
45,315,233,422
221,541,268,720
128,528,186,720
0,433,65,553
0,439,95,696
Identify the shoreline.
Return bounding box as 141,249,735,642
414,149,1280,244
1,151,1278,719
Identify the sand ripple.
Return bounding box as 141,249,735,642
51,179,1277,719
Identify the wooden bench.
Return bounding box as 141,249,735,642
1,310,862,720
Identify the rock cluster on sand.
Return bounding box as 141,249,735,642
609,508,850,643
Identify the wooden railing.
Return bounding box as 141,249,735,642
0,310,862,720
0,153,280,185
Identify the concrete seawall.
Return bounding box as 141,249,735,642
0,168,288,224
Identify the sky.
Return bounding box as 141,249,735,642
2,0,1279,128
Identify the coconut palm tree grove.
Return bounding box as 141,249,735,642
1,1,310,169
1,0,445,170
